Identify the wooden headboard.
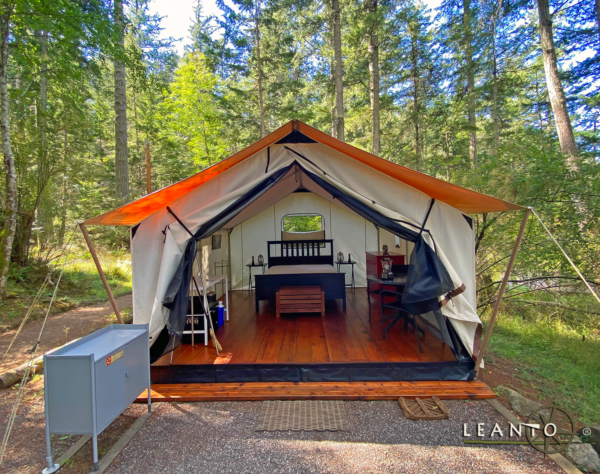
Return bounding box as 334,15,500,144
267,240,334,267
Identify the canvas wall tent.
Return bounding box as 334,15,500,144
84,120,525,375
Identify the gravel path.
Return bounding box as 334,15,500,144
107,400,561,474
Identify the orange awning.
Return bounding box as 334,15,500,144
84,120,523,226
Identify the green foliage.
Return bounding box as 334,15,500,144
487,307,600,425
0,245,131,330
283,215,324,232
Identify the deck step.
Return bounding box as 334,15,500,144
137,381,496,402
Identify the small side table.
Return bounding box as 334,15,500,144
336,260,356,292
246,263,267,292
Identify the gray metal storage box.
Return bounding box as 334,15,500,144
43,324,150,472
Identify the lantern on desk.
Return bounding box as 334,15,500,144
381,256,393,280
337,252,345,263
258,254,264,265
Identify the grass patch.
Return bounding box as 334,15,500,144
487,312,600,425
0,245,132,331
107,306,133,325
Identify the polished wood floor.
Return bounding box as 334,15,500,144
154,288,457,366
138,381,495,402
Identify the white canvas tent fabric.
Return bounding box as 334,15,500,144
130,142,482,356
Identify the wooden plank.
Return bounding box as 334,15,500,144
255,317,287,363
308,315,329,363
95,406,155,473
137,381,497,402
280,297,322,303
321,307,349,362
276,316,298,363
294,316,313,363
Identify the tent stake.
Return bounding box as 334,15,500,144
474,209,531,376
79,223,124,324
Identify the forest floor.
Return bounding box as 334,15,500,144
0,245,132,333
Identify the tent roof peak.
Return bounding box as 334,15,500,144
84,120,524,226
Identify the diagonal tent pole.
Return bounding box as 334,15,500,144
80,223,124,324
474,209,531,376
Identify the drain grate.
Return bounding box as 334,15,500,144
256,400,349,431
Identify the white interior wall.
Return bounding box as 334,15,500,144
229,192,390,289
199,230,229,301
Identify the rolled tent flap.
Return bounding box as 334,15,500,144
159,164,295,356
162,238,197,355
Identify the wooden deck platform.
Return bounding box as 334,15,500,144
154,289,457,366
138,381,496,402
147,289,490,397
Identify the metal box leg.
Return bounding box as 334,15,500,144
92,433,99,471
42,354,60,474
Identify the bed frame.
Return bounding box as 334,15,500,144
254,239,346,312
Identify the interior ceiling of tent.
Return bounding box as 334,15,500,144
84,120,524,227
222,167,354,230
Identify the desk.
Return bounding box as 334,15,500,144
366,273,407,321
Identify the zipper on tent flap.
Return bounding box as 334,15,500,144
166,206,194,238
419,199,436,235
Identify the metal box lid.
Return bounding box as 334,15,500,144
51,324,148,362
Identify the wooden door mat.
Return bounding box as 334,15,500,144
256,400,349,431
398,396,450,420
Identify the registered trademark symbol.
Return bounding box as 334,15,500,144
582,427,592,436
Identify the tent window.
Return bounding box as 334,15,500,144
282,214,324,233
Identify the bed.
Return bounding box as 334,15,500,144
254,239,346,312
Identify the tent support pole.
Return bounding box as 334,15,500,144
474,209,530,376
79,223,124,324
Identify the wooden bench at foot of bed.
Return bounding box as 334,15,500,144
276,286,325,318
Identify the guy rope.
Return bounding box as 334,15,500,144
0,224,78,468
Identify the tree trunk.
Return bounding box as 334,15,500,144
410,28,420,169
114,0,130,202
202,122,212,166
332,0,344,141
491,18,500,154
535,72,544,130
255,0,266,138
58,129,68,246
0,3,16,299
37,30,52,250
463,0,477,168
536,0,579,167
366,0,380,156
